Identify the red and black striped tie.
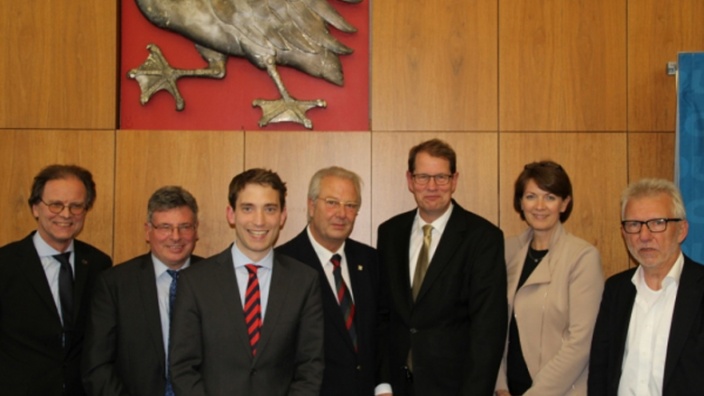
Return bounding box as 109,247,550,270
244,264,262,356
331,254,357,351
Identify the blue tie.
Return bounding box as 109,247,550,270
165,270,179,396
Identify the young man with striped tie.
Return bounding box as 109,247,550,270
169,168,324,396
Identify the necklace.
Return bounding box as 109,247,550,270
527,247,548,264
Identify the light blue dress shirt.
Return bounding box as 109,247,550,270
231,242,273,322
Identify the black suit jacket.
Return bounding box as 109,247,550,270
169,246,324,396
277,229,384,396
376,201,507,395
588,255,704,396
0,232,112,396
82,253,203,396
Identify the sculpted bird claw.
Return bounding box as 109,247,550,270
129,0,360,128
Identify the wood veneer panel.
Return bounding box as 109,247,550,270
499,132,629,278
245,132,372,246
628,0,704,131
371,132,498,245
627,132,675,181
113,130,243,263
372,0,498,131
499,0,626,131
0,130,115,255
0,1,117,129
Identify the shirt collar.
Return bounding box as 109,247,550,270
305,225,346,265
151,254,191,278
632,251,685,291
413,202,453,233
33,231,74,257
231,241,274,270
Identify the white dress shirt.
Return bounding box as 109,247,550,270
232,242,273,322
306,225,354,302
33,232,75,325
618,253,684,396
408,203,453,285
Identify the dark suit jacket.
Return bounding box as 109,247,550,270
276,229,384,396
0,231,112,396
169,245,324,396
376,201,507,395
588,255,704,396
82,253,203,396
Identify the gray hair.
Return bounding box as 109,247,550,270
620,178,686,219
147,186,199,223
308,166,363,205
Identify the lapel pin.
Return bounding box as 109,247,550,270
357,265,363,271
81,259,89,266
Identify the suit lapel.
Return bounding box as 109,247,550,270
71,245,91,323
346,243,370,351
296,233,355,349
391,213,414,312
213,249,253,361
257,254,291,362
663,258,704,386
415,206,465,302
612,277,636,382
138,256,166,361
521,257,552,287
19,235,63,322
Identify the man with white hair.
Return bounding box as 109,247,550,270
589,178,704,395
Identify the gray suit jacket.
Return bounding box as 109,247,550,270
169,245,324,396
82,253,202,396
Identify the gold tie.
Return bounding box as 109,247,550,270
408,224,433,371
412,224,433,300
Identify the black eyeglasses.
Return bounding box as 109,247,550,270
41,200,87,215
621,218,682,234
411,173,454,186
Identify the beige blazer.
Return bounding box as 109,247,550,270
495,223,604,396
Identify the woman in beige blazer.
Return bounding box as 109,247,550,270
495,161,604,396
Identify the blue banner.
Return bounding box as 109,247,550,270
676,52,704,263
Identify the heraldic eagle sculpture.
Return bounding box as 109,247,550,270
128,0,361,129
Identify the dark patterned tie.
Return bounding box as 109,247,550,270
53,252,74,333
244,265,262,357
165,269,179,396
331,254,357,351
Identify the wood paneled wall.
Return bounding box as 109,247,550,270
1,0,702,277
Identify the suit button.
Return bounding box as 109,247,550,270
410,328,418,334
356,365,362,371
